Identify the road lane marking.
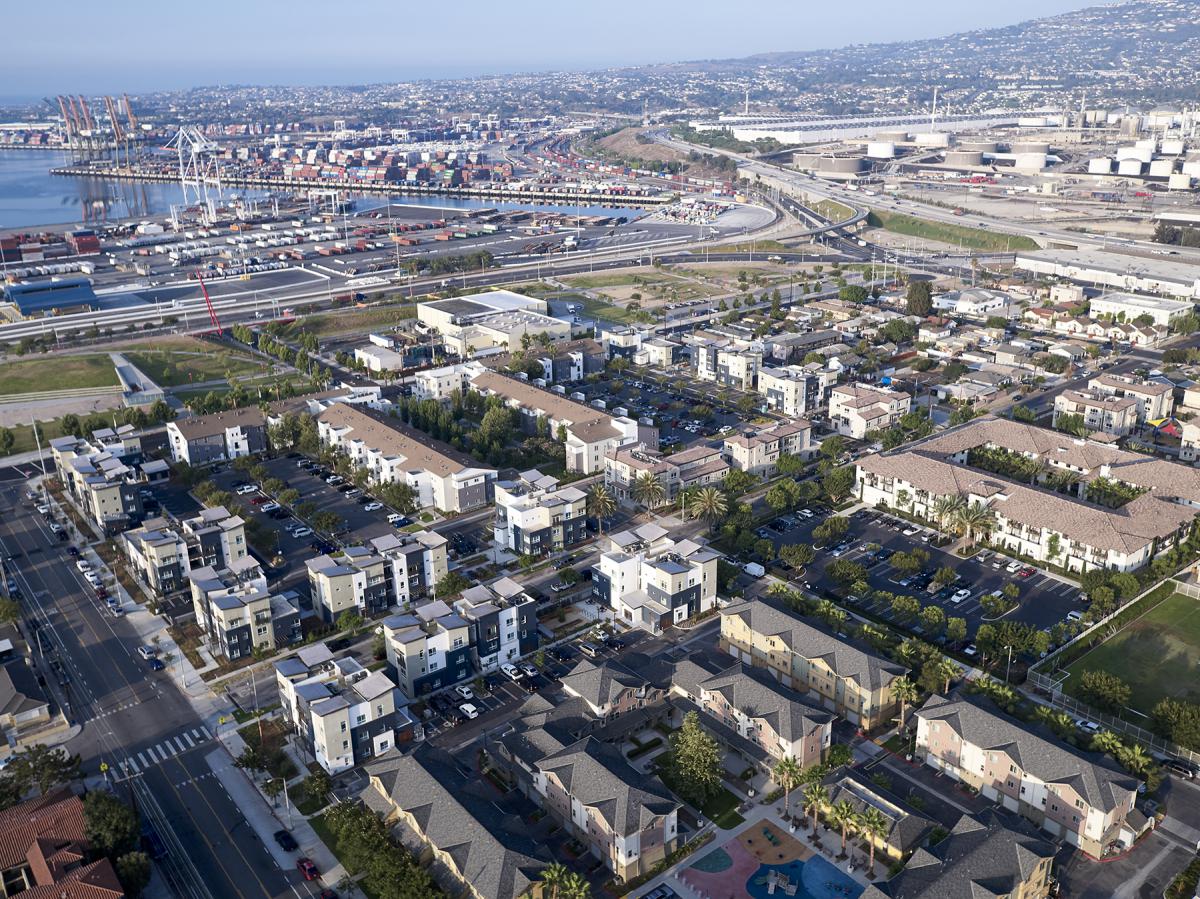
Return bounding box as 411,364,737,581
137,751,150,768
182,732,196,748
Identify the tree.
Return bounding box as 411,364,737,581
537,862,571,899
304,770,332,807
918,604,946,637
0,598,18,625
0,428,13,457
478,406,515,447
892,676,920,732
435,571,471,597
1078,670,1132,714
724,468,759,497
84,791,140,858
236,746,266,773
826,559,868,587
116,851,151,898
773,756,804,819
631,470,667,509
858,806,888,876
766,480,802,513
924,657,959,694
802,782,828,833
822,466,856,505
668,712,723,807
780,543,815,571
953,501,995,546
586,484,617,535
688,486,728,531
906,281,932,316
7,745,80,796
262,777,284,807
311,510,342,535
839,285,868,304
60,413,81,437
945,617,968,645
829,799,857,858
377,481,419,515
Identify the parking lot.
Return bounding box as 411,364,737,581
568,372,748,445
760,507,1085,642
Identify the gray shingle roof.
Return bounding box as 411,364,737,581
721,599,907,691
559,658,646,712
538,737,679,837
860,811,1055,899
916,694,1139,813
364,748,546,899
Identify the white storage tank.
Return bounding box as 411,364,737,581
1018,117,1051,127
945,151,984,167
1161,139,1186,156
1135,138,1159,152
1169,174,1194,190
914,132,952,148
1117,158,1146,176
1014,153,1048,172
1182,161,1200,177
1149,159,1176,178
875,131,908,143
1013,141,1050,155
1088,157,1114,175
866,142,896,159
1117,146,1154,164
961,141,998,154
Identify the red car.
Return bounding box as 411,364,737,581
1018,567,1035,579
250,496,268,505
296,858,319,881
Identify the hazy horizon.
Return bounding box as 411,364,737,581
2,0,1096,97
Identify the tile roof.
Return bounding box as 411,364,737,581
721,599,907,691
170,407,265,440
916,694,1139,812
469,370,623,443
318,403,491,479
364,748,546,899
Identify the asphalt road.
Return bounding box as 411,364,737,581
0,484,318,899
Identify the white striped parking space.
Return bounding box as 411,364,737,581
119,727,212,777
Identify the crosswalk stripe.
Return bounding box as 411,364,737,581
191,727,205,742
173,737,187,753
148,746,163,763
200,725,212,740
182,732,196,749
126,757,139,774
137,752,150,768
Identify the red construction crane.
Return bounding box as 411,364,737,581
103,96,123,144
56,96,74,139
195,271,222,334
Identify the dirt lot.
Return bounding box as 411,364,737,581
596,127,734,180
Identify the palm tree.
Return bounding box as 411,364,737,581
586,484,616,536
560,871,591,899
954,501,996,546
931,495,965,540
802,783,828,833
1090,730,1124,757
773,756,804,820
857,806,888,878
929,658,959,694
631,470,666,510
689,485,728,531
1117,742,1153,777
829,799,858,859
892,676,920,734
537,862,569,899
816,600,841,628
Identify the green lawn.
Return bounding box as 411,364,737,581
812,199,855,223
577,296,654,326
281,303,417,338
1062,591,1200,713
125,349,264,388
867,210,1039,252
0,354,119,395
655,752,746,830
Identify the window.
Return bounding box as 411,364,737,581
340,722,347,733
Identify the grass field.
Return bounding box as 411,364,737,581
705,239,793,254
0,354,119,396
812,199,855,223
1062,590,1200,712
282,303,417,338
577,296,653,325
125,349,265,388
561,271,677,290
867,210,1039,252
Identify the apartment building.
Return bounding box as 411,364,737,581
306,547,391,623
559,657,666,720
719,599,906,730
828,384,913,439
189,559,300,661
635,337,684,368
317,403,496,513
592,523,720,633
382,600,473,698
453,578,539,673
275,645,412,773
757,364,837,418
821,769,935,862
604,443,728,506
1086,372,1174,423
601,324,655,360
364,748,548,899
367,531,448,609
1052,390,1139,437
860,811,1056,899
179,505,249,570
915,694,1141,858
493,469,588,556
1088,291,1194,327
694,339,762,390
50,435,145,537
120,518,190,597
534,736,680,882
469,369,646,474
855,417,1200,573
722,420,812,477
166,407,267,466
670,657,833,772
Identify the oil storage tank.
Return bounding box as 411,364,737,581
914,132,952,148
875,131,908,143
945,150,984,167
818,156,866,174
1117,158,1146,176
1088,157,1114,174
866,142,896,159
1149,159,1176,178
961,141,998,154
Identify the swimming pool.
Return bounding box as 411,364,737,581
745,857,863,899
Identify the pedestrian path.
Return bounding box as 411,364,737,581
118,726,212,776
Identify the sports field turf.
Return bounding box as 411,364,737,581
1062,591,1200,712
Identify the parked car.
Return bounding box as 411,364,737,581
1018,567,1036,579
519,662,538,678
1005,560,1022,574
260,502,280,513
1075,718,1101,735
500,663,523,681
137,646,158,660
579,642,602,659
1165,759,1197,780
454,685,474,700
273,830,299,852
291,527,313,538
363,501,383,512
458,703,479,720
84,571,101,586
950,588,972,604
147,658,165,671
296,858,320,881
235,484,259,496
75,559,92,573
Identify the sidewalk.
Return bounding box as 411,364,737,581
217,727,358,896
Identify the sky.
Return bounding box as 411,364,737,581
0,0,1097,96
